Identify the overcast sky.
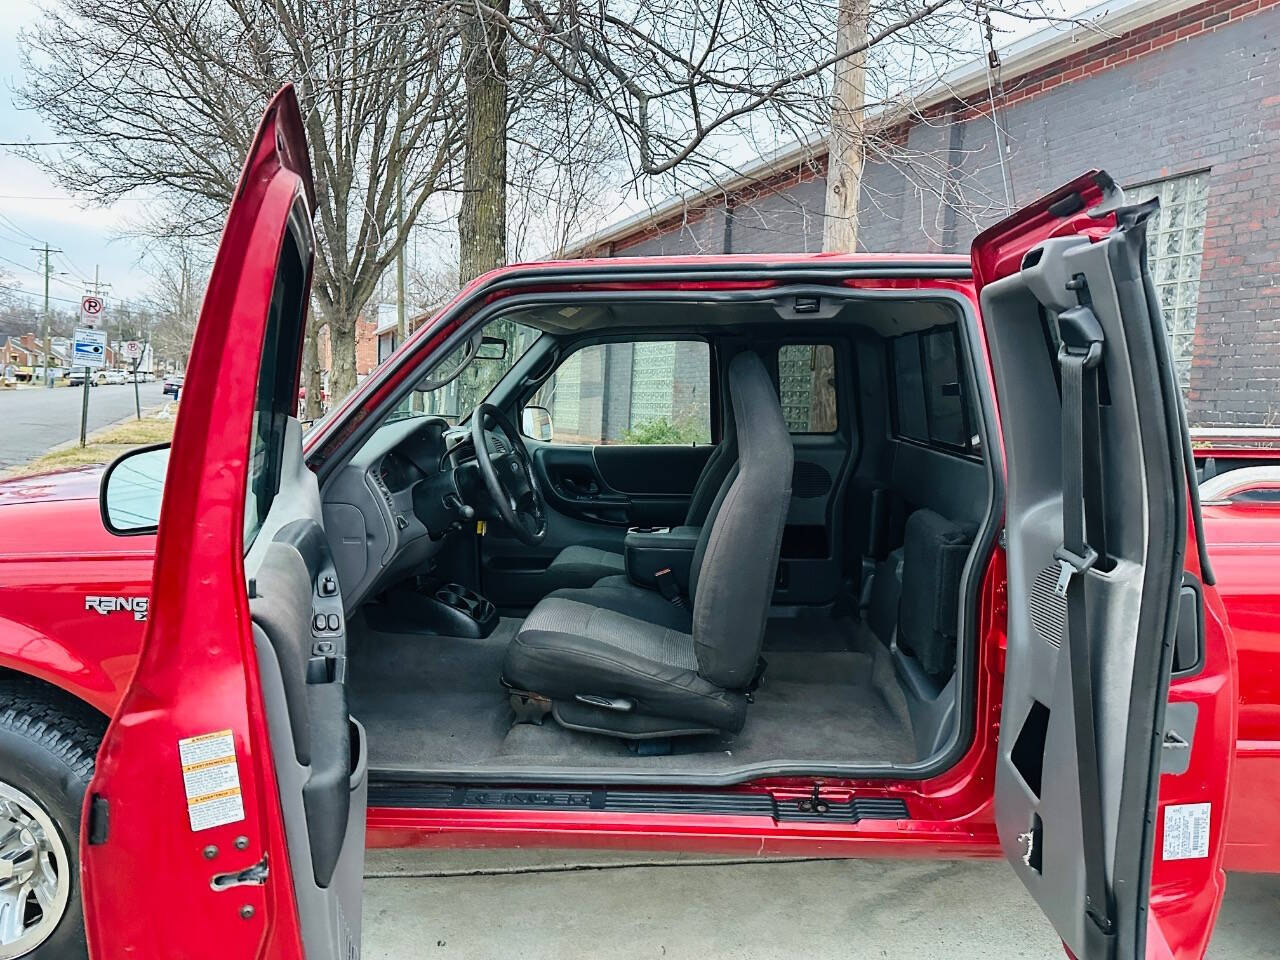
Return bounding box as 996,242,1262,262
0,1,152,308
0,0,1105,312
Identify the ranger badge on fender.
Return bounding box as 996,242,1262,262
85,596,150,621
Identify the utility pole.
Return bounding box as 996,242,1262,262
30,243,63,388
823,0,870,253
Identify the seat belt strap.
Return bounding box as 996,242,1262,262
1055,303,1116,958
653,568,685,607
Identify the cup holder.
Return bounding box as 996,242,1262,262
434,584,494,622
628,526,670,535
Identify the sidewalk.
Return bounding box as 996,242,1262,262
360,848,1278,959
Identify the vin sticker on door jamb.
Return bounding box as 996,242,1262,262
178,729,246,832
1163,802,1211,861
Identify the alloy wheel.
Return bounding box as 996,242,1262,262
0,782,70,959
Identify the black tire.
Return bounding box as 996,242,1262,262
0,678,106,959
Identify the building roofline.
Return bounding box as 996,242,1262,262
564,0,1208,256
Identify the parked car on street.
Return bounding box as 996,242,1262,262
0,86,1271,960
161,373,184,397
64,369,97,387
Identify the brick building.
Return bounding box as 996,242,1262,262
568,0,1280,428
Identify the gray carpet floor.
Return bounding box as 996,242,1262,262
348,613,916,775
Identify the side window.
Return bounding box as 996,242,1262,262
921,329,967,448
778,344,838,433
245,223,308,549
528,339,712,445
890,326,980,457
891,335,927,442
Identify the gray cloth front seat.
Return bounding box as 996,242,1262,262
501,351,793,737
542,389,739,590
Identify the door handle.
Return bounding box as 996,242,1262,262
561,477,600,498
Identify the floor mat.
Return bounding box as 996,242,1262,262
349,615,916,774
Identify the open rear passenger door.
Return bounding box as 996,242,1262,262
81,86,367,960
973,172,1236,960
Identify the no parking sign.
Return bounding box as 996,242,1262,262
80,295,105,329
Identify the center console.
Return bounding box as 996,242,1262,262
624,525,702,594
371,578,499,638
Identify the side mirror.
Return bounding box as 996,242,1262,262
100,443,170,535
522,405,554,442
476,335,508,360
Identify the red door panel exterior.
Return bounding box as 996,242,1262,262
1202,500,1280,872
80,86,313,960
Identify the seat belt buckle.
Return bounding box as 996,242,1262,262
1052,544,1098,598
653,568,684,607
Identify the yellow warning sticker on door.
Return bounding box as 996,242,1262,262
178,729,245,832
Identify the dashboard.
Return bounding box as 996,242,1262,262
317,415,505,612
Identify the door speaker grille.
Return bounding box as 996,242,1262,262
1028,564,1067,649
791,461,832,499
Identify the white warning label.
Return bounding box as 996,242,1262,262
1163,802,1211,861
178,729,245,832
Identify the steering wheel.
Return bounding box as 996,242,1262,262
471,403,547,546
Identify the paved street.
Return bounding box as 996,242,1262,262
362,849,1279,959
0,382,166,470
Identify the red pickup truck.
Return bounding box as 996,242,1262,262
1,86,1277,960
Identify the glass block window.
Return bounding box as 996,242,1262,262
777,344,838,433
528,340,710,445
1136,171,1209,391
630,341,677,427
549,349,581,433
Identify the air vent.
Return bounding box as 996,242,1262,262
488,433,509,455
1028,564,1068,649
791,461,833,499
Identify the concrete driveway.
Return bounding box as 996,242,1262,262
362,848,1277,959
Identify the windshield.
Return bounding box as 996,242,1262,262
386,317,542,424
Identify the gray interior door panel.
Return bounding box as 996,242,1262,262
982,222,1185,958
245,420,367,959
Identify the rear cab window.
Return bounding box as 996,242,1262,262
778,343,838,434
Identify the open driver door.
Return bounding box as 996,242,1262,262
81,86,367,959
973,171,1237,960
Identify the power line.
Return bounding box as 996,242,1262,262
0,280,80,305
0,213,43,244
0,251,82,290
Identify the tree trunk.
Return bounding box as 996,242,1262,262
457,0,510,285
823,0,869,253
326,313,358,402
301,312,324,420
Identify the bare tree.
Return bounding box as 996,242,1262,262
481,0,1079,238
459,0,512,284
143,238,208,373
19,0,465,401
507,87,624,260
